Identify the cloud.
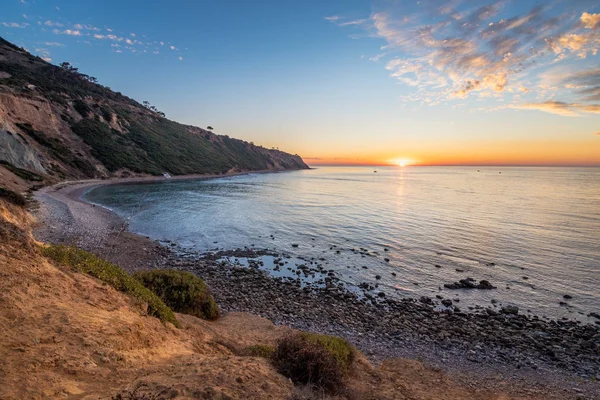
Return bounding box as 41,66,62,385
580,12,600,30
130,33,135,37
73,23,100,31
512,101,600,116
330,3,600,109
44,20,63,27
596,131,600,135
34,47,52,62
56,6,60,11
170,45,176,50
2,22,29,28
178,56,183,60
22,14,27,19
53,29,81,36
43,42,64,46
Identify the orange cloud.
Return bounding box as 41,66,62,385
512,101,600,116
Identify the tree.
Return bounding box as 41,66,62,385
59,61,78,73
207,126,213,130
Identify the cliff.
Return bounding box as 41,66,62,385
0,36,308,184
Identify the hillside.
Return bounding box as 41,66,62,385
0,37,308,184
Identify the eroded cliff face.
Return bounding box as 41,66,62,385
0,36,308,184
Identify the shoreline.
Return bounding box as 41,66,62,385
32,175,600,400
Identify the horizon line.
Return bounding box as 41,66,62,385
307,163,600,168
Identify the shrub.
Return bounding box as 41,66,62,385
243,344,275,358
73,99,91,117
40,245,179,327
271,332,355,392
133,269,220,320
0,187,26,206
0,160,44,181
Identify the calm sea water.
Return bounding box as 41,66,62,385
84,166,600,321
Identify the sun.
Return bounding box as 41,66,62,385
392,158,411,167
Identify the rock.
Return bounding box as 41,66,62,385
375,275,381,280
441,299,453,307
384,258,390,262
501,305,519,315
444,278,496,290
291,244,299,248
563,294,573,299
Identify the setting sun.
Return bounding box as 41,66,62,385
391,158,412,167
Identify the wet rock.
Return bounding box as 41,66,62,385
444,278,496,290
501,305,519,315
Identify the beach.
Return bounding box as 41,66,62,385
33,176,600,400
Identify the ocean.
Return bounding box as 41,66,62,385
84,166,600,321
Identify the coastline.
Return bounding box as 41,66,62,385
32,174,600,400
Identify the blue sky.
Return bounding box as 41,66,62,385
2,0,600,165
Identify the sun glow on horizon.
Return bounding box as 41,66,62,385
391,158,415,167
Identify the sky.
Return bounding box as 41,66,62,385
2,0,600,166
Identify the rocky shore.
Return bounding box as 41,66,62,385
32,180,600,400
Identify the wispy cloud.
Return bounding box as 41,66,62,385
43,41,64,47
511,101,600,116
44,20,63,27
34,47,52,62
329,2,600,114
53,29,81,36
2,22,30,28
178,56,183,61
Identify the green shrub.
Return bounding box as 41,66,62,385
0,160,44,181
271,332,355,392
243,344,275,358
40,245,179,327
73,99,91,117
0,187,26,206
133,269,220,320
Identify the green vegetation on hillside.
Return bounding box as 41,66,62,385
0,160,43,182
0,36,308,178
133,269,220,320
40,244,180,327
